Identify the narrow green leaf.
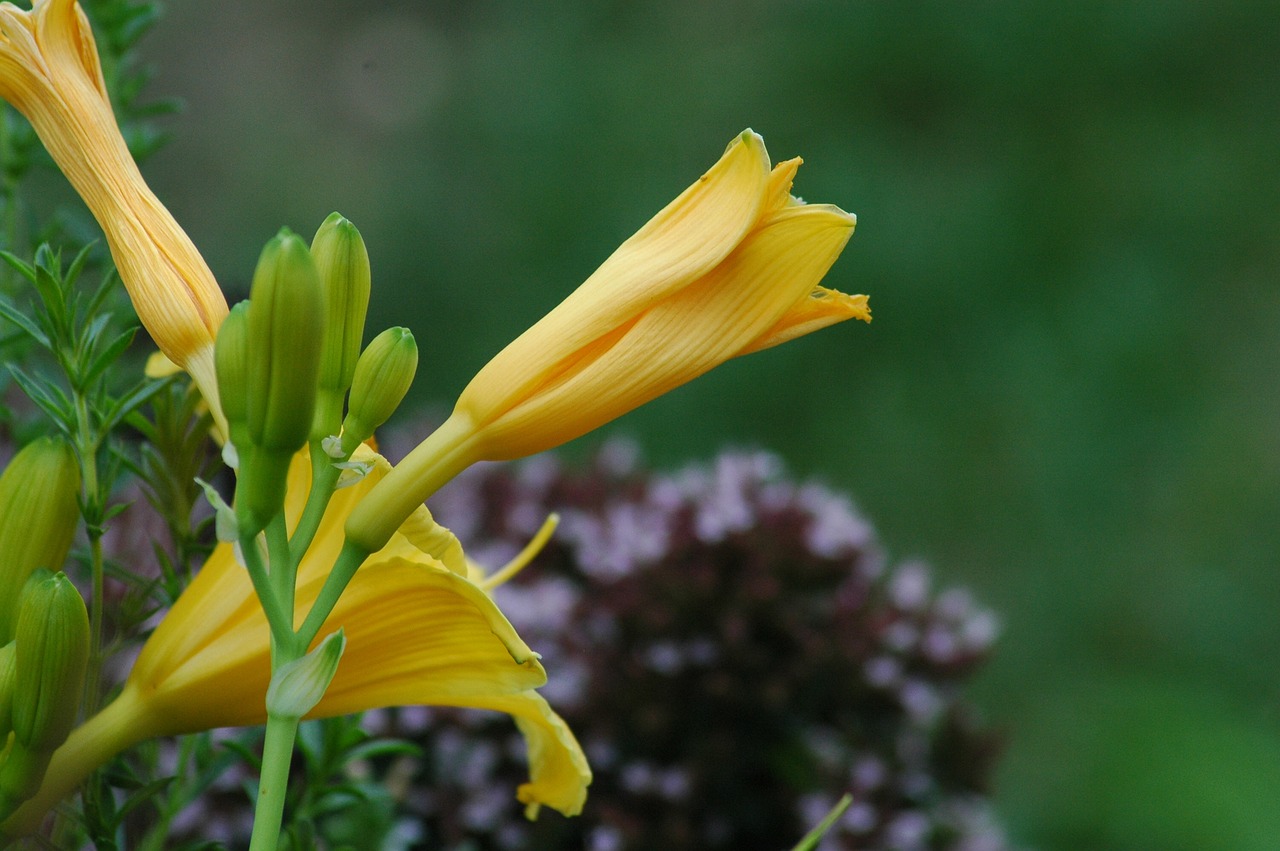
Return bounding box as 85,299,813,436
0,297,51,347
0,251,36,284
790,793,852,851
8,365,73,425
84,326,139,385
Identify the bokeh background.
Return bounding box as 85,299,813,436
135,1,1280,847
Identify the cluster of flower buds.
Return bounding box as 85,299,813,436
216,215,418,535
0,441,89,818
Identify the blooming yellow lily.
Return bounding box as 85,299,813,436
347,130,869,554
0,0,227,406
1,447,590,837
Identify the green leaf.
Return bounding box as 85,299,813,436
63,241,95,290
790,793,852,851
83,325,139,385
0,297,51,348
0,251,36,284
100,377,167,432
8,365,72,425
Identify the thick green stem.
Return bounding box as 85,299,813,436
247,711,301,851
239,532,292,651
289,443,343,564
265,514,295,632
296,540,369,649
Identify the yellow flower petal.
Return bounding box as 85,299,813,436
460,129,772,426
741,286,871,356
7,448,589,835
0,0,227,402
466,201,858,458
347,131,869,555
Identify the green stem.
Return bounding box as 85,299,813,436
239,533,292,651
296,540,369,648
247,711,302,851
265,514,295,632
84,533,104,712
289,443,342,565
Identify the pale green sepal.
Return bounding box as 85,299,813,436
221,442,240,470
195,478,239,543
333,459,373,489
321,435,346,459
266,630,346,719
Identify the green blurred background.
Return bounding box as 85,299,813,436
138,1,1280,847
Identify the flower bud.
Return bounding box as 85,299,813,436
10,570,89,752
310,213,371,441
0,640,16,739
215,301,252,464
237,230,325,533
265,630,346,720
340,327,418,453
246,229,324,453
0,438,81,644
0,571,89,815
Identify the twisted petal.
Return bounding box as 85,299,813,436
459,130,772,427
0,0,227,400
471,201,859,458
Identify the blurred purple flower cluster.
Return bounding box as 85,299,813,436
364,439,1008,851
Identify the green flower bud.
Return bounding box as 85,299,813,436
265,630,345,720
246,229,324,453
310,212,371,441
0,438,81,644
340,327,418,453
10,570,88,752
215,301,252,466
0,572,89,815
0,641,16,739
238,230,325,533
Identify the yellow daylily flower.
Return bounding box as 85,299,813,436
0,0,227,406
347,130,869,554
1,447,590,837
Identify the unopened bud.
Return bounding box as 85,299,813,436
246,229,324,452
310,212,371,440
266,630,346,719
10,570,89,752
0,438,81,643
215,301,252,464
238,230,325,533
0,641,15,738
340,327,418,453
0,571,89,815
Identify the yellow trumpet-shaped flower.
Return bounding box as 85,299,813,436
347,130,869,554
1,448,590,837
0,0,227,404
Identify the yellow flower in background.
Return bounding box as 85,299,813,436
1,448,590,837
0,0,227,406
347,130,869,554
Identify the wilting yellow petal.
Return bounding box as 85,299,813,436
741,286,871,355
0,0,227,404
